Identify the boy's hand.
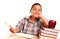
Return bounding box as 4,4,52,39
38,13,43,18
5,22,14,33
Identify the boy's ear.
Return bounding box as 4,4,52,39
30,9,31,12
30,9,32,13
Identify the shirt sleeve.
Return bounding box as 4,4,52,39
16,18,25,32
38,19,44,35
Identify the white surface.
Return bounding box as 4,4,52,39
57,33,60,39
14,33,36,38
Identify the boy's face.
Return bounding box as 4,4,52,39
30,5,42,18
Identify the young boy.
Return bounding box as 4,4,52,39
9,3,48,39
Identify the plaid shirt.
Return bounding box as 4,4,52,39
16,16,44,36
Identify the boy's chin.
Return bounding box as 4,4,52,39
34,15,40,17
34,16,40,18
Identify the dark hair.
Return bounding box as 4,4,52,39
31,3,42,10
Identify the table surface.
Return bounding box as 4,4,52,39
0,28,60,39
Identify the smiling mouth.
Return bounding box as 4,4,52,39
34,14,39,16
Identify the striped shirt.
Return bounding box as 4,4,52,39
16,16,44,36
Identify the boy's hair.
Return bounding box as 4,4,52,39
31,3,42,10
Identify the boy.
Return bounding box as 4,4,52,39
9,3,48,39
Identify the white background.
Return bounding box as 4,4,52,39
0,0,60,39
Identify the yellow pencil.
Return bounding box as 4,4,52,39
4,22,10,28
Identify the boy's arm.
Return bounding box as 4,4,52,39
39,14,48,28
5,22,19,33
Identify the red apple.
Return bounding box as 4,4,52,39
48,20,56,28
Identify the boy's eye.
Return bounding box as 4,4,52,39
38,9,41,11
33,9,41,11
33,8,36,10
